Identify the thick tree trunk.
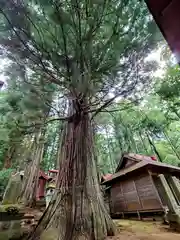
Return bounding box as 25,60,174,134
56,101,68,169
56,122,65,169
3,145,15,169
28,101,115,240
20,130,45,207
3,128,23,169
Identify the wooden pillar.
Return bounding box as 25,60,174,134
159,174,180,231
166,176,180,201
159,174,179,212
148,171,163,208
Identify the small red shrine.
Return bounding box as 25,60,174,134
36,170,50,200
150,156,157,161
36,169,59,200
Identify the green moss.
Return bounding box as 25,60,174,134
0,221,22,240
0,231,9,240
0,204,22,212
0,221,11,230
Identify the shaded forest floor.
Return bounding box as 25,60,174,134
22,212,180,240
107,220,180,240
5,207,179,240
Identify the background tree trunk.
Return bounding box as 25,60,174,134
20,129,45,207
3,145,15,169
146,132,163,162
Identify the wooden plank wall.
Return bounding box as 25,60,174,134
110,173,163,214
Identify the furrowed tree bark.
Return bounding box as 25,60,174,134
56,102,68,169
56,122,65,169
21,93,53,205
28,99,115,240
3,145,15,169
20,129,45,207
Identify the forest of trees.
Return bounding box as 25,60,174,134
0,0,179,240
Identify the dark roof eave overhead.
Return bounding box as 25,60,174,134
145,0,180,63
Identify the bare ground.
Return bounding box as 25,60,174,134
107,220,180,240
20,209,180,240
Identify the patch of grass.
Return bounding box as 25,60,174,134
114,220,160,234
0,204,22,212
0,225,22,240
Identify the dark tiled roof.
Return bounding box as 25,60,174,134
102,153,180,185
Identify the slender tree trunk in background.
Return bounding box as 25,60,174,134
113,118,123,153
125,126,133,152
105,126,115,172
139,131,148,154
109,140,117,172
129,128,139,153
146,132,163,162
48,130,58,169
56,102,68,169
3,144,16,169
21,129,45,207
92,122,101,182
3,129,23,169
29,99,115,240
163,130,180,161
56,122,65,169
17,134,36,171
15,137,32,171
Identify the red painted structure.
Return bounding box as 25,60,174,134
145,0,180,62
48,169,59,173
36,169,59,200
101,174,113,183
36,170,51,200
150,156,157,161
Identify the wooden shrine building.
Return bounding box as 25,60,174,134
102,153,180,224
